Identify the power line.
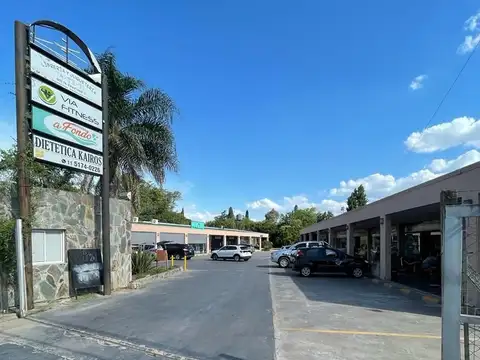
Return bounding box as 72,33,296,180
422,40,480,130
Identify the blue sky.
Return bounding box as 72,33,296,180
2,1,480,222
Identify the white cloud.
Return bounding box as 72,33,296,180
182,204,217,222
405,116,480,153
409,74,427,91
458,11,480,55
247,195,346,215
465,11,480,32
247,198,283,211
329,150,480,199
458,34,480,54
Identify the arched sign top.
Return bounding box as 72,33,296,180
30,20,102,75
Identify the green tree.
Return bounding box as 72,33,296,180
227,207,235,219
277,207,317,245
317,211,334,222
346,185,368,211
0,145,77,194
293,205,299,212
265,208,280,223
83,51,179,201
245,210,249,219
136,181,189,224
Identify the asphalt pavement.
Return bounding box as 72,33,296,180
0,253,275,360
0,252,444,359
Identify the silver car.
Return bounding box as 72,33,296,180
271,241,327,268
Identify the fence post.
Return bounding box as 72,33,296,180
15,219,26,318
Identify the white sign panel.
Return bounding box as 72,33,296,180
32,106,103,153
33,134,103,175
31,78,102,130
30,48,102,106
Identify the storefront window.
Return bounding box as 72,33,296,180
190,243,206,254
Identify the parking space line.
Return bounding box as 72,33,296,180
280,328,441,339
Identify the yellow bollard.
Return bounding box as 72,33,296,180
184,255,187,271
171,255,174,268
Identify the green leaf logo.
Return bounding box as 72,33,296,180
38,85,56,105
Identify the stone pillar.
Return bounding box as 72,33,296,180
346,223,354,255
380,215,392,280
206,234,210,253
184,233,188,244
223,235,227,247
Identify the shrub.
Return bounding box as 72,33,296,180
0,220,16,285
131,251,155,275
262,240,273,251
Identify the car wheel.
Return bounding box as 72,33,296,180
175,254,181,260
212,254,218,261
244,258,249,262
234,254,240,262
352,267,363,278
300,266,311,277
278,257,290,268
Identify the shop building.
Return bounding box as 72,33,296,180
300,161,480,294
131,220,268,253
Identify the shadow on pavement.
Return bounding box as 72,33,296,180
0,330,113,360
24,317,212,360
269,270,441,317
256,265,278,268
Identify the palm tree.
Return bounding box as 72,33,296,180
81,51,178,203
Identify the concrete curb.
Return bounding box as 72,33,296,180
128,267,184,290
369,278,442,306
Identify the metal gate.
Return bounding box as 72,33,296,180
442,192,480,359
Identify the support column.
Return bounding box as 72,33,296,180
248,236,252,245
237,236,241,245
367,229,373,262
380,215,392,280
316,230,320,241
223,235,227,247
259,236,263,250
184,233,189,244
206,234,210,253
346,223,354,255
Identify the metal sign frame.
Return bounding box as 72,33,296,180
442,203,480,359
14,19,112,310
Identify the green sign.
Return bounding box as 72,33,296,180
191,221,205,230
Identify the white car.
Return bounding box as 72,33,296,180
211,245,252,262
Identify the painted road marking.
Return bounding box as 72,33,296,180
281,328,441,339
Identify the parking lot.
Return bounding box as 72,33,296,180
0,252,441,359
269,263,441,359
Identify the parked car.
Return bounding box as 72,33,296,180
211,245,252,262
271,241,327,268
292,247,370,278
161,242,192,260
241,244,255,253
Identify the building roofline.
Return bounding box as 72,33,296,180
302,160,480,233
132,221,269,236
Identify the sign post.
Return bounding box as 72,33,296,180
14,19,111,304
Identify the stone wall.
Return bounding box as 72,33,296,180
3,188,132,305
